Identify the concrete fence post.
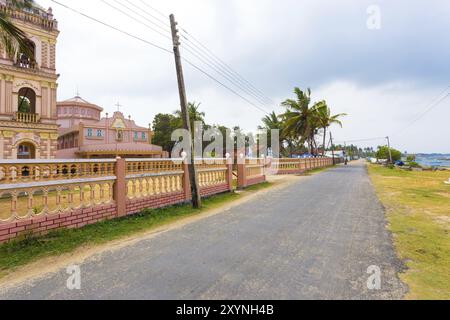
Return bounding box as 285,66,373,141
237,161,247,190
114,157,127,217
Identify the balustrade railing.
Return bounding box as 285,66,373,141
0,180,115,223
14,112,41,124
0,4,57,30
0,159,116,185
269,157,335,174
245,158,266,180
196,159,228,188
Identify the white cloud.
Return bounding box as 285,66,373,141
38,0,450,153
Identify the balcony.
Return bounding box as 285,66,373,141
14,112,41,124
0,4,58,31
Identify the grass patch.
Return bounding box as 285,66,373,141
368,164,450,300
0,183,272,279
304,165,335,175
242,181,272,192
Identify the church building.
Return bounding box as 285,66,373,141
56,96,166,159
0,1,59,159
0,1,166,160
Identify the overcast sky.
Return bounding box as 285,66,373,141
39,0,450,153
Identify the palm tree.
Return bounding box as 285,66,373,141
281,87,323,155
0,0,35,61
259,111,285,155
314,103,347,155
174,101,206,137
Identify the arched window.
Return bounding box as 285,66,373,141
17,142,36,159
18,88,37,114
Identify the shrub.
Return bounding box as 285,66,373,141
376,146,402,162
409,161,422,168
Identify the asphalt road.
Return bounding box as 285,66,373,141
0,162,407,300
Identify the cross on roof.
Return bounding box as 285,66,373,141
115,102,122,112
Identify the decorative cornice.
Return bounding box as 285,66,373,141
0,64,58,80
0,120,58,131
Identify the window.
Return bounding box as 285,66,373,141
17,143,35,159
87,128,93,137
142,132,146,140
18,87,36,113
134,132,138,140
97,129,103,137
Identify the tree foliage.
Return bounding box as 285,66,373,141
376,146,402,162
264,87,347,157
0,0,36,61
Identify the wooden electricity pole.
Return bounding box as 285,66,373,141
170,14,201,208
330,132,335,165
386,136,393,164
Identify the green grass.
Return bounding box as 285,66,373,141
305,165,335,175
368,164,450,300
0,183,273,279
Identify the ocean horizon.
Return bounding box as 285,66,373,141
416,154,450,168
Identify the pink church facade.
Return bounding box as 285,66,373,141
56,96,166,159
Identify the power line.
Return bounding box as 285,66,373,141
337,85,450,145
118,0,275,110
181,34,274,108
113,0,171,33
181,28,276,106
101,0,273,112
137,0,168,19
181,41,273,109
51,0,172,54
51,0,270,116
100,0,171,41
121,0,276,108
183,58,269,115
394,86,450,137
335,137,386,144
124,0,170,28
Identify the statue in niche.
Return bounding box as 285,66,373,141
116,129,123,141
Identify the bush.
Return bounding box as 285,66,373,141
409,161,422,168
376,146,402,162
407,155,416,162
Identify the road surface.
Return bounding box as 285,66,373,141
0,162,407,300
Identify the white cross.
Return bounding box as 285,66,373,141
115,102,122,112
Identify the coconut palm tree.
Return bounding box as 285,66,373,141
281,87,323,155
173,101,207,145
174,101,206,130
0,0,35,60
314,102,347,155
259,111,285,153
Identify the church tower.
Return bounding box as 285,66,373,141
0,1,59,159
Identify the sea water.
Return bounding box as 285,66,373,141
416,154,450,168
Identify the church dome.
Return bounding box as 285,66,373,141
57,95,103,123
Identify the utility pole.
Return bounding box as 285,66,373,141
386,136,393,164
330,132,335,165
170,14,201,208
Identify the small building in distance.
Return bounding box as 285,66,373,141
56,96,166,159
